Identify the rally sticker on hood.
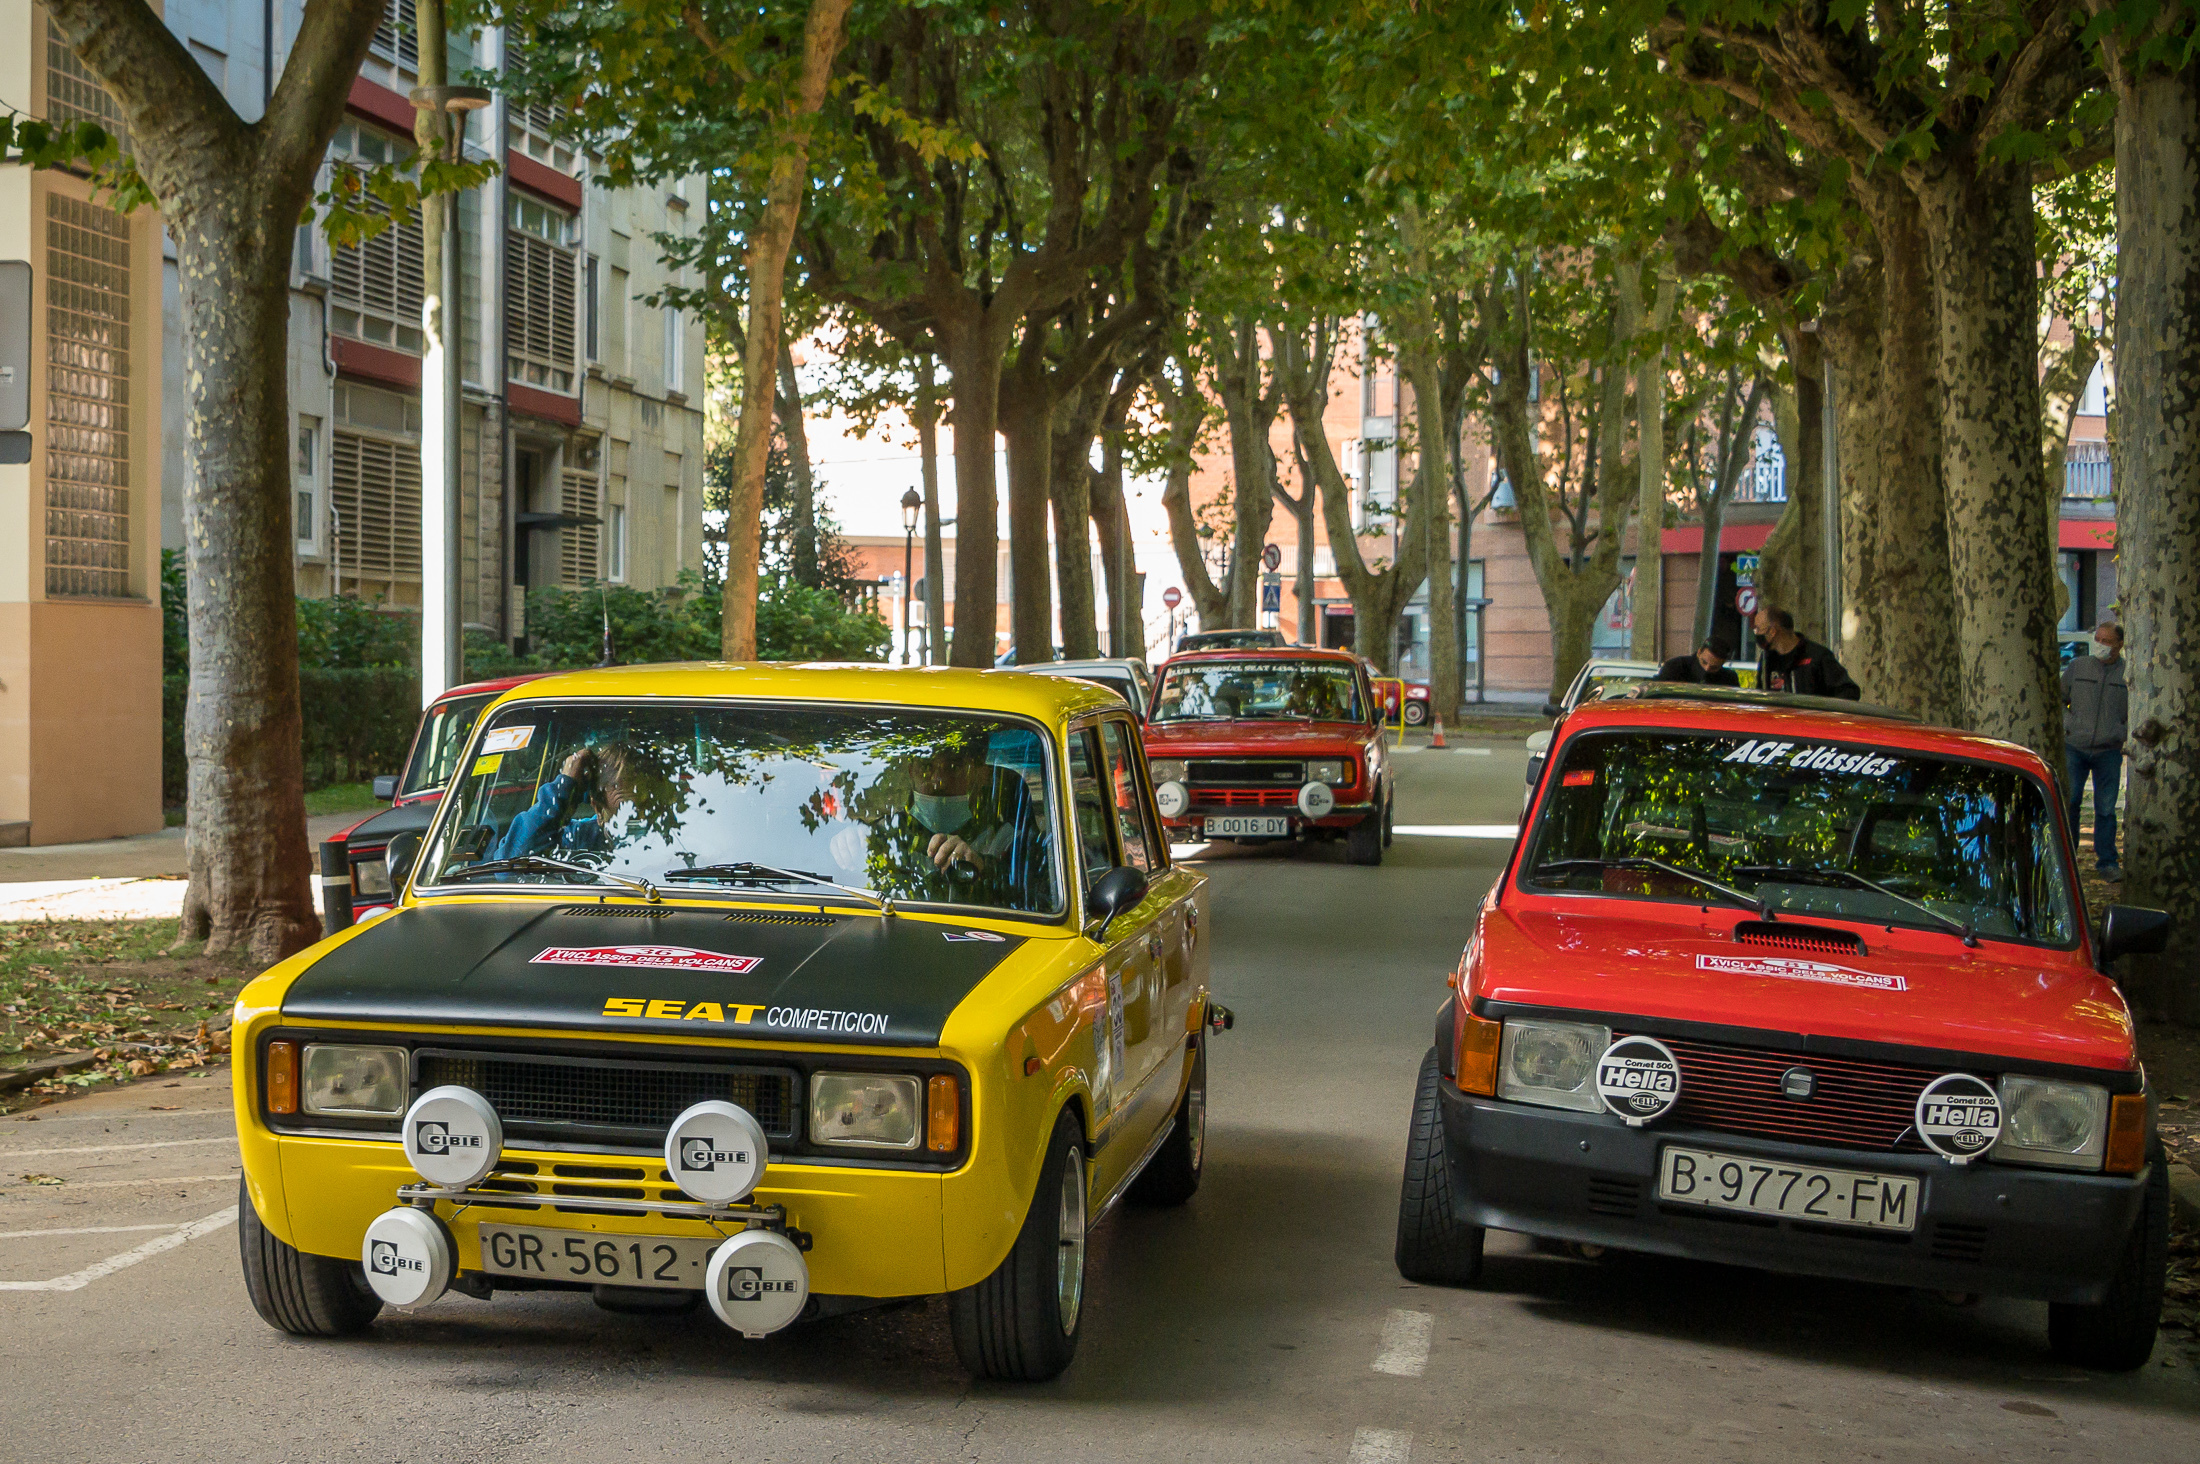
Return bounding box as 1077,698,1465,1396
531,944,763,974
1722,740,1901,776
942,930,1006,943
1696,953,1907,991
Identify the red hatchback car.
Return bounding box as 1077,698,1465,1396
1142,647,1393,865
1398,684,2172,1370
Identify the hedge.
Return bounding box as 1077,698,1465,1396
162,668,421,805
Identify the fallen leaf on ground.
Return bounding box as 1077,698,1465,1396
148,1104,179,1111
125,1058,156,1076
19,1173,62,1185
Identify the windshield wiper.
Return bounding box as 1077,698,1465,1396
1735,864,1980,947
663,862,891,917
442,855,659,903
1533,856,1758,910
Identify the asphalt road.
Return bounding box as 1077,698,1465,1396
3,743,2195,1462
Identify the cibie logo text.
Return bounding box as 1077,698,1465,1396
369,1240,424,1275
679,1136,751,1172
413,1120,484,1155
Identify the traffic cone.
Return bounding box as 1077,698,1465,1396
1430,717,1447,749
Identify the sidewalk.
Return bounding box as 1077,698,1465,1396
0,814,362,920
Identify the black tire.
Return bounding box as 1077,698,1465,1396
1395,1047,1485,1285
1383,786,1395,847
1128,1038,1205,1206
950,1112,1088,1381
2048,1144,2169,1371
1347,805,1384,866
237,1175,383,1336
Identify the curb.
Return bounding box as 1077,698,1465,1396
2171,1162,2200,1229
0,1051,99,1094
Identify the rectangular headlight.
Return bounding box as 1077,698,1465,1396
810,1072,922,1150
353,855,392,897
1994,1074,2109,1170
1496,1019,1610,1113
1149,759,1188,786
301,1044,407,1116
1307,759,1350,786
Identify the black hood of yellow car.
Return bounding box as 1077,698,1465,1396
282,902,1031,1047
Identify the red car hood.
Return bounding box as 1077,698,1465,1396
1142,720,1377,755
1476,904,2135,1073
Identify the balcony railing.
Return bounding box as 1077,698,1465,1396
2065,440,2112,500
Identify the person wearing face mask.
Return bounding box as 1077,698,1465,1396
2061,620,2128,880
899,732,1049,906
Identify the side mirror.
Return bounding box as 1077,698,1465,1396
372,774,399,801
1085,865,1149,941
2100,904,2172,963
1525,755,1545,788
385,830,424,893
1540,701,1562,719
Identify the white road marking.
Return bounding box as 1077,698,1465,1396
0,1136,237,1159
0,1205,236,1291
1372,1308,1433,1377
1457,747,1494,755
1393,824,1519,840
0,1224,179,1240
1169,843,1212,859
7,1106,232,1127
0,1172,238,1192
1348,1428,1412,1463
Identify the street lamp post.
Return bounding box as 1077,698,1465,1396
900,488,922,665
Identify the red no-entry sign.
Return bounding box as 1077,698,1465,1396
1163,586,1182,609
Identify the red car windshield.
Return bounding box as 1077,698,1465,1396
1520,729,2078,948
1153,661,1364,724
401,692,498,797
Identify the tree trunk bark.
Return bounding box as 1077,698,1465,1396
1916,157,2063,761
778,343,819,588
1693,469,1729,649
1091,384,1142,657
174,214,319,961
944,322,1004,667
2103,55,2200,1022
1049,383,1104,660
916,358,947,664
1000,331,1055,663
1398,358,1458,720
1629,268,1678,662
1210,320,1278,629
1755,328,1825,639
719,0,852,659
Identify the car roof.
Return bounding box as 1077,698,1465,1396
1160,646,1359,666
1577,659,1659,676
437,670,557,702
1013,658,1143,676
481,661,1129,724
1560,686,2049,775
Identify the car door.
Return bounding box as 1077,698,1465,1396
1066,723,1165,1196
1098,717,1201,1154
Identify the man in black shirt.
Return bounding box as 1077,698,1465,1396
1656,636,1742,687
1752,605,1860,700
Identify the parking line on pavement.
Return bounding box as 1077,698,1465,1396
1347,1427,1412,1463
0,1224,179,1240
0,1205,236,1292
0,1172,238,1193
0,1136,237,1159
1392,824,1518,840
1372,1308,1433,1377
6,1107,231,1127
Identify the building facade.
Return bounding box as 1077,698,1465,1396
1,0,705,845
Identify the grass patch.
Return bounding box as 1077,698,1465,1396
0,918,258,1106
304,781,387,816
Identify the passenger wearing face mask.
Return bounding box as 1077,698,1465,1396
2061,620,2128,880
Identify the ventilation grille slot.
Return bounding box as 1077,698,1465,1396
559,905,673,918
1586,1177,1642,1218
1733,920,1864,955
724,910,839,927
1930,1221,1990,1264
416,1050,798,1145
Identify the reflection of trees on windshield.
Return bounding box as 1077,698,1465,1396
1153,662,1362,722
421,706,1060,915
1527,733,2075,945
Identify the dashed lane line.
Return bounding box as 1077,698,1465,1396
0,1205,236,1291
1348,1428,1412,1463
0,1136,237,1159
0,1224,180,1240
1372,1308,1433,1377
1392,824,1519,840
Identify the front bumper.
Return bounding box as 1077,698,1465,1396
1163,799,1375,836
1439,1082,2148,1304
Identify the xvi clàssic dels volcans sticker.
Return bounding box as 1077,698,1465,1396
1596,1035,1683,1126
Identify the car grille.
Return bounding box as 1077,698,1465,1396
1202,787,1299,807
416,1049,800,1147
1189,758,1304,787
1619,1032,1947,1154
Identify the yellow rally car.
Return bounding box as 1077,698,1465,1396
232,664,1222,1381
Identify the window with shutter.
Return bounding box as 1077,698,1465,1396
327,124,426,354
330,387,424,583
44,194,133,600
370,0,419,68
559,467,600,585
506,197,577,392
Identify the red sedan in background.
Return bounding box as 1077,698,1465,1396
319,672,551,928
1142,647,1393,865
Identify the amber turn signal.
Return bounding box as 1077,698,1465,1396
266,1040,299,1115
2105,1092,2148,1174
927,1074,960,1152
1456,1011,1503,1097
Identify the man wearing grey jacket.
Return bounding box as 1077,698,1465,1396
2062,621,2128,880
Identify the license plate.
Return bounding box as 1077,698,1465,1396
1205,815,1290,837
1657,1145,1919,1232
479,1222,716,1290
